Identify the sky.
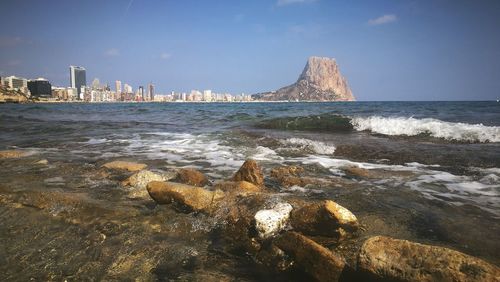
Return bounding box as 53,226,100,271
1,0,499,101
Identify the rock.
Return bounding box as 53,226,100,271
146,181,224,213
270,165,304,178
34,159,48,165
174,168,209,187
344,166,373,178
213,181,262,194
122,170,171,189
275,231,346,282
290,200,359,238
254,56,355,102
102,161,147,172
358,236,500,282
232,159,265,187
0,150,29,159
254,203,293,239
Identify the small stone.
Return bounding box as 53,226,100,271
34,159,49,165
147,181,224,213
275,231,346,281
122,170,168,189
232,159,265,187
254,202,293,239
174,168,209,187
270,165,304,178
290,200,359,238
0,150,29,159
358,236,500,282
102,161,147,172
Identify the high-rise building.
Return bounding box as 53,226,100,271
4,76,28,90
139,86,145,100
27,78,52,97
203,90,212,102
69,66,86,98
115,80,121,94
148,83,154,101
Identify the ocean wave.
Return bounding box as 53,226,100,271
256,114,353,132
350,116,500,143
282,138,336,155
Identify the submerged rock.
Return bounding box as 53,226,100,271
146,181,224,213
122,170,170,189
290,200,359,238
174,168,209,187
344,166,373,178
102,161,147,172
232,159,265,187
0,150,29,159
213,181,262,194
33,159,48,165
358,236,500,282
254,203,293,239
275,231,346,282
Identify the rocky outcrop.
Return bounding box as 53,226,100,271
146,181,224,213
358,236,500,282
232,159,265,187
275,232,346,282
174,168,209,187
254,56,355,101
102,161,147,172
0,150,29,159
290,200,359,238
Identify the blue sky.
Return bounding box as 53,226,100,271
1,0,499,100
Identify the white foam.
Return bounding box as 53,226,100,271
351,116,500,143
251,146,284,161
282,138,336,154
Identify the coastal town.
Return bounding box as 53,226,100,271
0,65,253,103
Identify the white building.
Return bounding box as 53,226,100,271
3,75,28,90
203,89,212,102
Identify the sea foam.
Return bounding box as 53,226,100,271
350,116,500,143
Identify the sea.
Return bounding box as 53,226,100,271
0,101,499,280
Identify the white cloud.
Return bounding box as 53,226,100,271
160,53,171,60
368,14,397,26
105,48,120,57
277,0,316,7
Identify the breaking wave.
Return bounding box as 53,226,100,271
351,116,500,143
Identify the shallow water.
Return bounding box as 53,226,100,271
0,101,499,280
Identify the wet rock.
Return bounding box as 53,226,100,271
344,166,373,178
270,165,304,178
102,161,147,172
146,181,224,213
358,236,500,282
232,159,264,187
275,231,346,282
121,170,169,189
174,168,209,187
213,181,262,194
255,203,293,239
290,200,359,238
0,150,29,159
33,159,49,165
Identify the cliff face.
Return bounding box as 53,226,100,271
255,56,355,101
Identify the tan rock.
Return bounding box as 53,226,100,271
344,166,373,178
232,159,264,187
102,161,147,172
34,159,48,165
275,232,346,281
0,150,29,159
174,168,209,187
358,236,500,282
270,165,304,178
290,200,359,238
122,170,168,189
213,181,262,194
146,181,224,213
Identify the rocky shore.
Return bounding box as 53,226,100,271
1,149,498,281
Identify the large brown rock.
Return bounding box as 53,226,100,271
102,161,147,172
0,150,29,159
213,181,262,194
254,56,355,102
174,168,209,187
146,181,223,213
232,159,264,187
275,231,346,282
290,200,359,238
358,236,500,282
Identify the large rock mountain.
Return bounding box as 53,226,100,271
254,56,355,101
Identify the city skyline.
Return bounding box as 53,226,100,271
1,0,500,101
